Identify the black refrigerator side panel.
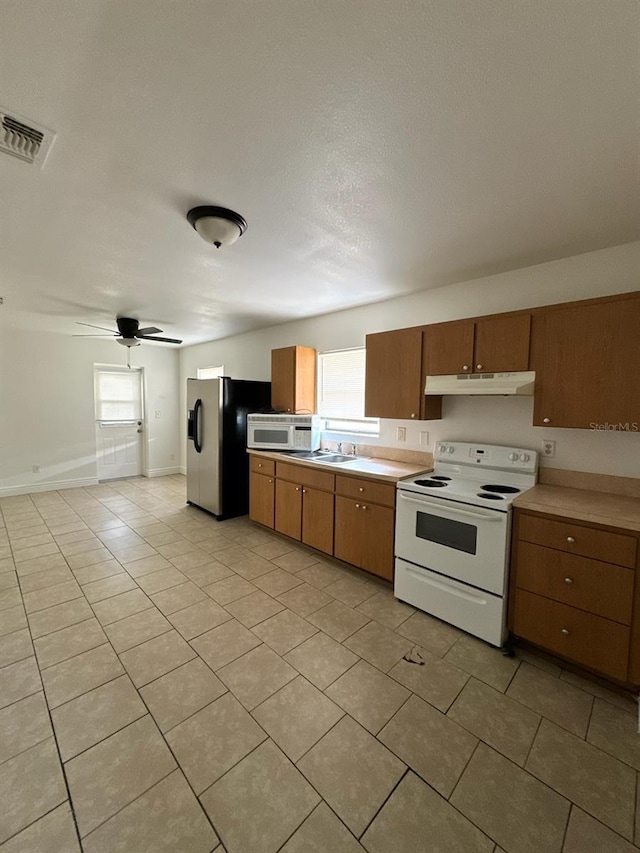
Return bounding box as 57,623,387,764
219,378,271,520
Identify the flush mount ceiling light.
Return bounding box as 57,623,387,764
116,337,141,347
187,206,248,248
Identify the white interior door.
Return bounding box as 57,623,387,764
94,367,144,480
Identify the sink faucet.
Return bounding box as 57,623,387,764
352,444,358,457
337,442,343,453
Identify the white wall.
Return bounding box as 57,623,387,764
180,242,640,478
0,328,180,495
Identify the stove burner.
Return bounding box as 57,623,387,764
431,476,452,481
477,492,505,500
481,484,521,494
414,479,448,488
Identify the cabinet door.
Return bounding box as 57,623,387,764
249,472,275,528
302,487,334,555
423,322,474,375
275,479,302,540
362,503,395,581
334,496,365,568
531,298,640,428
271,347,296,413
365,328,423,419
474,314,531,373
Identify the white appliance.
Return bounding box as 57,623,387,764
424,371,535,396
394,441,538,646
246,413,321,451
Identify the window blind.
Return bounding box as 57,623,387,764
94,369,142,421
318,348,379,434
197,365,224,379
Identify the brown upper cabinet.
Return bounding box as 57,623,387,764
423,314,531,376
531,296,640,429
364,328,442,420
271,345,317,414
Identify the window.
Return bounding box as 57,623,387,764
317,348,379,435
197,365,224,379
94,368,143,421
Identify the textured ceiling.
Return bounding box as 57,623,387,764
0,0,638,345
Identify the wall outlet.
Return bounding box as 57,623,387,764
542,439,556,458
419,431,429,446
396,426,407,441
32,464,40,473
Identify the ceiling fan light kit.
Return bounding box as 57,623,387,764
117,337,141,347
187,206,247,248
73,317,182,345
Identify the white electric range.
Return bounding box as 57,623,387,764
394,441,538,647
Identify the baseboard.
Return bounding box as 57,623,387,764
0,477,100,498
179,466,187,476
144,467,183,478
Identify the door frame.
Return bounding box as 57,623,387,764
93,363,148,480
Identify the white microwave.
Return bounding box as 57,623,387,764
247,414,321,451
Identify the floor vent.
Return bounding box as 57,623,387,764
0,107,55,167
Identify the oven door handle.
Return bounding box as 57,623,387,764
398,491,503,521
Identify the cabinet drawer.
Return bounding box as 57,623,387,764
515,542,634,624
335,475,396,507
276,462,335,492
518,513,637,568
250,456,275,477
513,590,629,681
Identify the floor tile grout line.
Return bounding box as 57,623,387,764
8,547,85,852
0,800,77,850
357,766,411,842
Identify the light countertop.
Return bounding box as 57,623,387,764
248,449,431,483
514,484,640,533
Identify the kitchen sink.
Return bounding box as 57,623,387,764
281,451,361,465
309,454,359,464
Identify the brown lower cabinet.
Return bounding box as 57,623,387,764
334,496,395,581
248,454,397,580
509,508,640,686
249,472,275,529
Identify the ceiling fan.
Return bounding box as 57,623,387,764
74,317,182,346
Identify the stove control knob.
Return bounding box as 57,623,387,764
509,452,518,461
437,444,446,453
447,446,454,453
519,453,529,462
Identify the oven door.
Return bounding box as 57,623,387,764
247,423,294,450
395,490,510,595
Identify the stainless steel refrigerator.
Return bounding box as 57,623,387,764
186,377,271,519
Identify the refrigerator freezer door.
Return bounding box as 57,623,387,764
198,379,223,515
186,381,201,507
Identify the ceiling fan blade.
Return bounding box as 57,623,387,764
138,335,183,344
76,322,117,333
72,333,117,337
136,326,162,336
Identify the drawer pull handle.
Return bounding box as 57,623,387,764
564,577,573,585
355,503,360,508
566,536,575,543
268,479,273,483
295,487,300,491
302,489,307,494
561,628,569,636
359,487,364,492
361,505,368,510
258,463,263,468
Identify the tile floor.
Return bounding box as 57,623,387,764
0,474,638,852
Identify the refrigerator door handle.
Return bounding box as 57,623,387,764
193,398,203,454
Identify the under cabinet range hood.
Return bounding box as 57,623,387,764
424,371,535,396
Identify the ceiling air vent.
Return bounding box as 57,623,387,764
0,107,55,167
